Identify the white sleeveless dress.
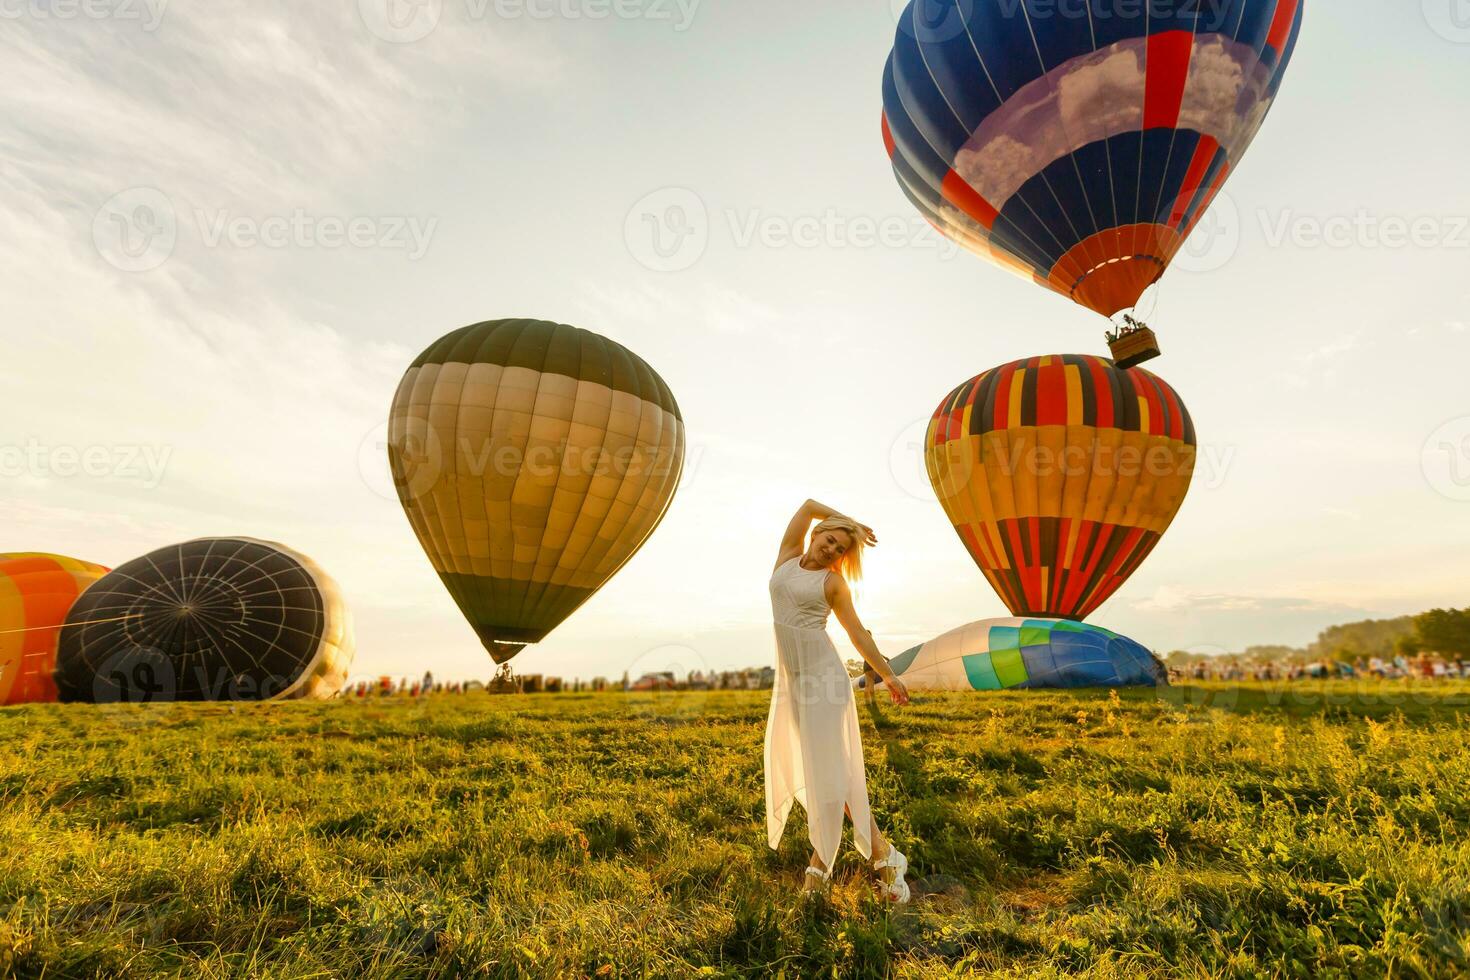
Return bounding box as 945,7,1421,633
764,556,874,869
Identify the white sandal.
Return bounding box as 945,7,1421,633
802,865,831,896
872,846,911,904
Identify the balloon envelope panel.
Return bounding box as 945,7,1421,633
388,319,685,664
54,538,353,702
0,553,109,705
926,354,1195,620
882,0,1304,317
861,617,1166,692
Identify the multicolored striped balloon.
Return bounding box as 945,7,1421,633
926,354,1195,620
388,320,685,664
856,617,1166,692
882,0,1304,318
0,553,109,705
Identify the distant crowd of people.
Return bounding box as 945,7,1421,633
338,666,779,699
342,674,476,699
1173,654,1470,683
341,670,583,698
635,668,776,692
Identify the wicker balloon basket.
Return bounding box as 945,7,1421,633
1107,325,1162,369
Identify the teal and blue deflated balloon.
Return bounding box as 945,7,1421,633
859,617,1166,692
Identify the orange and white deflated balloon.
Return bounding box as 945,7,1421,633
0,553,110,705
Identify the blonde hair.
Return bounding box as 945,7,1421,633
810,517,865,584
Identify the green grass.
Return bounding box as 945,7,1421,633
1,682,1468,978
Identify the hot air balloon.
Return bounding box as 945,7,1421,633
856,617,1166,692
0,553,110,705
54,538,354,702
388,319,685,664
927,354,1194,621
882,0,1304,364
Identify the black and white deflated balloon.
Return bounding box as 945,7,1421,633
54,538,354,702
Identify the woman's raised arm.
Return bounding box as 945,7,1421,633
776,499,878,570
775,499,835,568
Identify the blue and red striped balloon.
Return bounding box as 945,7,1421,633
882,0,1304,319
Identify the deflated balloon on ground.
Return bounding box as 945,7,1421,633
0,553,109,705
54,538,354,703
856,617,1167,692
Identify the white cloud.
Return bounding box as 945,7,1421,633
0,4,576,673
1133,586,1249,613
1131,586,1353,616
0,2,566,221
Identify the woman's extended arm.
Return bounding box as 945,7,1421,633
827,576,910,705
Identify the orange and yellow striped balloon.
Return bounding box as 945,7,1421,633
926,355,1195,621
0,553,110,705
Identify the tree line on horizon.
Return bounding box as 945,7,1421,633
1164,607,1470,666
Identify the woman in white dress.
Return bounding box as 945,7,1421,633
764,498,912,900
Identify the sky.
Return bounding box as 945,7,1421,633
3,0,1468,686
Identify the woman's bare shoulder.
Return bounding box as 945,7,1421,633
772,549,802,574
824,572,850,601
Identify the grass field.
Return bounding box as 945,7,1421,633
2,682,1468,978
